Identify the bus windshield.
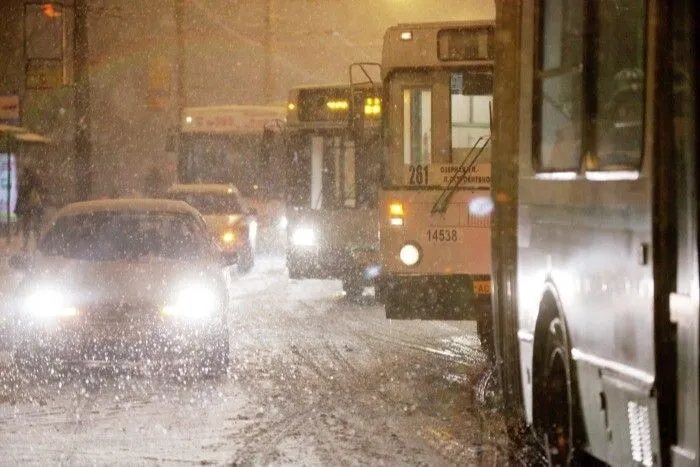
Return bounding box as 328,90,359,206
179,133,284,200
385,69,492,188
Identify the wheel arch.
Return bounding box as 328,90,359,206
530,280,587,449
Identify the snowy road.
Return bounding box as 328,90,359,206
0,255,508,465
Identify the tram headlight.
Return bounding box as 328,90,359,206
291,227,316,247
399,243,421,266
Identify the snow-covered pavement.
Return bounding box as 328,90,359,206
0,254,508,465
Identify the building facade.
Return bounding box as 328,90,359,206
0,0,493,202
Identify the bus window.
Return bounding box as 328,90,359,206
451,70,492,164
535,0,584,172
591,0,646,171
403,88,432,165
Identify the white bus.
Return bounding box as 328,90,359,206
491,0,698,465
284,83,382,299
178,104,287,251
378,22,494,345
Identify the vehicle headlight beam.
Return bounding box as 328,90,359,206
291,227,316,247
23,288,78,320
162,283,220,320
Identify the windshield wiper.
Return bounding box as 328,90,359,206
430,135,491,214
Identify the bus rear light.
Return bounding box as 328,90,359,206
389,202,404,226
389,202,404,216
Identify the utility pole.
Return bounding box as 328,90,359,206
73,0,92,201
263,0,273,104
175,0,186,120
174,0,186,183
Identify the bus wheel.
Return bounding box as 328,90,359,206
373,278,386,304
476,310,494,360
342,276,363,301
539,317,574,466
383,279,407,319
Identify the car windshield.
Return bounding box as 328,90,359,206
166,192,243,215
38,211,210,261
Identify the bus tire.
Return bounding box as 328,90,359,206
342,276,363,301
384,280,408,319
537,317,575,466
476,310,494,360
373,278,386,304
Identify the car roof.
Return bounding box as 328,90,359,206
56,198,201,218
166,183,241,196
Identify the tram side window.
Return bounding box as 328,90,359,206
535,0,584,172
590,0,645,171
403,88,432,165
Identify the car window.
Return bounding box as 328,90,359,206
166,192,244,215
38,211,212,261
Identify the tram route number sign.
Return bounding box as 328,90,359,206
404,163,491,188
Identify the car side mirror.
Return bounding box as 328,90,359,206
9,253,30,270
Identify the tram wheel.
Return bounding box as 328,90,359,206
539,317,575,466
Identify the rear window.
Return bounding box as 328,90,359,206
166,192,243,215
39,211,211,261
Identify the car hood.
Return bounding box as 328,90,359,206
203,214,246,233
21,255,224,305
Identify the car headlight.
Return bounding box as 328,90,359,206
276,215,288,230
291,227,316,247
23,288,78,320
221,230,237,243
162,283,220,320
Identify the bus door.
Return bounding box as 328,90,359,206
668,0,698,461
286,133,356,211
313,135,356,210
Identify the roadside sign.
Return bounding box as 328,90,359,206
26,59,64,89
0,96,20,124
0,153,18,220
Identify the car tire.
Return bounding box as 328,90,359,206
238,246,254,274
287,258,303,279
201,333,230,377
